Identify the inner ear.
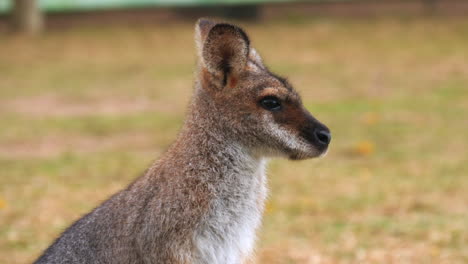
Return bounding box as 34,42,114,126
202,23,250,86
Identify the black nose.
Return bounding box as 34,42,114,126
314,129,331,145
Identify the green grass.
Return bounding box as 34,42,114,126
1,17,467,263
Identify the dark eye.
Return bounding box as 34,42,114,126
260,96,281,111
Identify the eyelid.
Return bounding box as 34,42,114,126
259,87,286,100
259,94,284,101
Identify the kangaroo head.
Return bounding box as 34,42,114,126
193,19,330,160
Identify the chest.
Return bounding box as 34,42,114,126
192,159,268,264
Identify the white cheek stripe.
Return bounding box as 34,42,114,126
264,115,310,154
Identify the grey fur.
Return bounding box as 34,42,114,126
34,18,330,264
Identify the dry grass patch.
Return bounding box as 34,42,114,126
0,17,467,264
1,95,165,117
0,132,157,159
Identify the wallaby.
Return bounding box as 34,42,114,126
34,19,331,264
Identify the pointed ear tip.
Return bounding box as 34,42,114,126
196,18,216,29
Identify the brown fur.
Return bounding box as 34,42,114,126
34,18,330,264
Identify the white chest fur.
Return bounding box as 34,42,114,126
192,158,268,264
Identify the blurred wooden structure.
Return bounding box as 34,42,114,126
11,0,43,34
1,0,467,34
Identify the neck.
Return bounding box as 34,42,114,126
158,92,262,180
142,90,268,263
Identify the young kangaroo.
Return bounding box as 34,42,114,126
34,19,331,264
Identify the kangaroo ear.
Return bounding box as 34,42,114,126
195,18,217,58
196,20,250,84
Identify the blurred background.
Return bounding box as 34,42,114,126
1,0,467,263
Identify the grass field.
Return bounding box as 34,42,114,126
1,16,467,264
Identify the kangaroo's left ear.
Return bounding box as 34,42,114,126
195,19,250,84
